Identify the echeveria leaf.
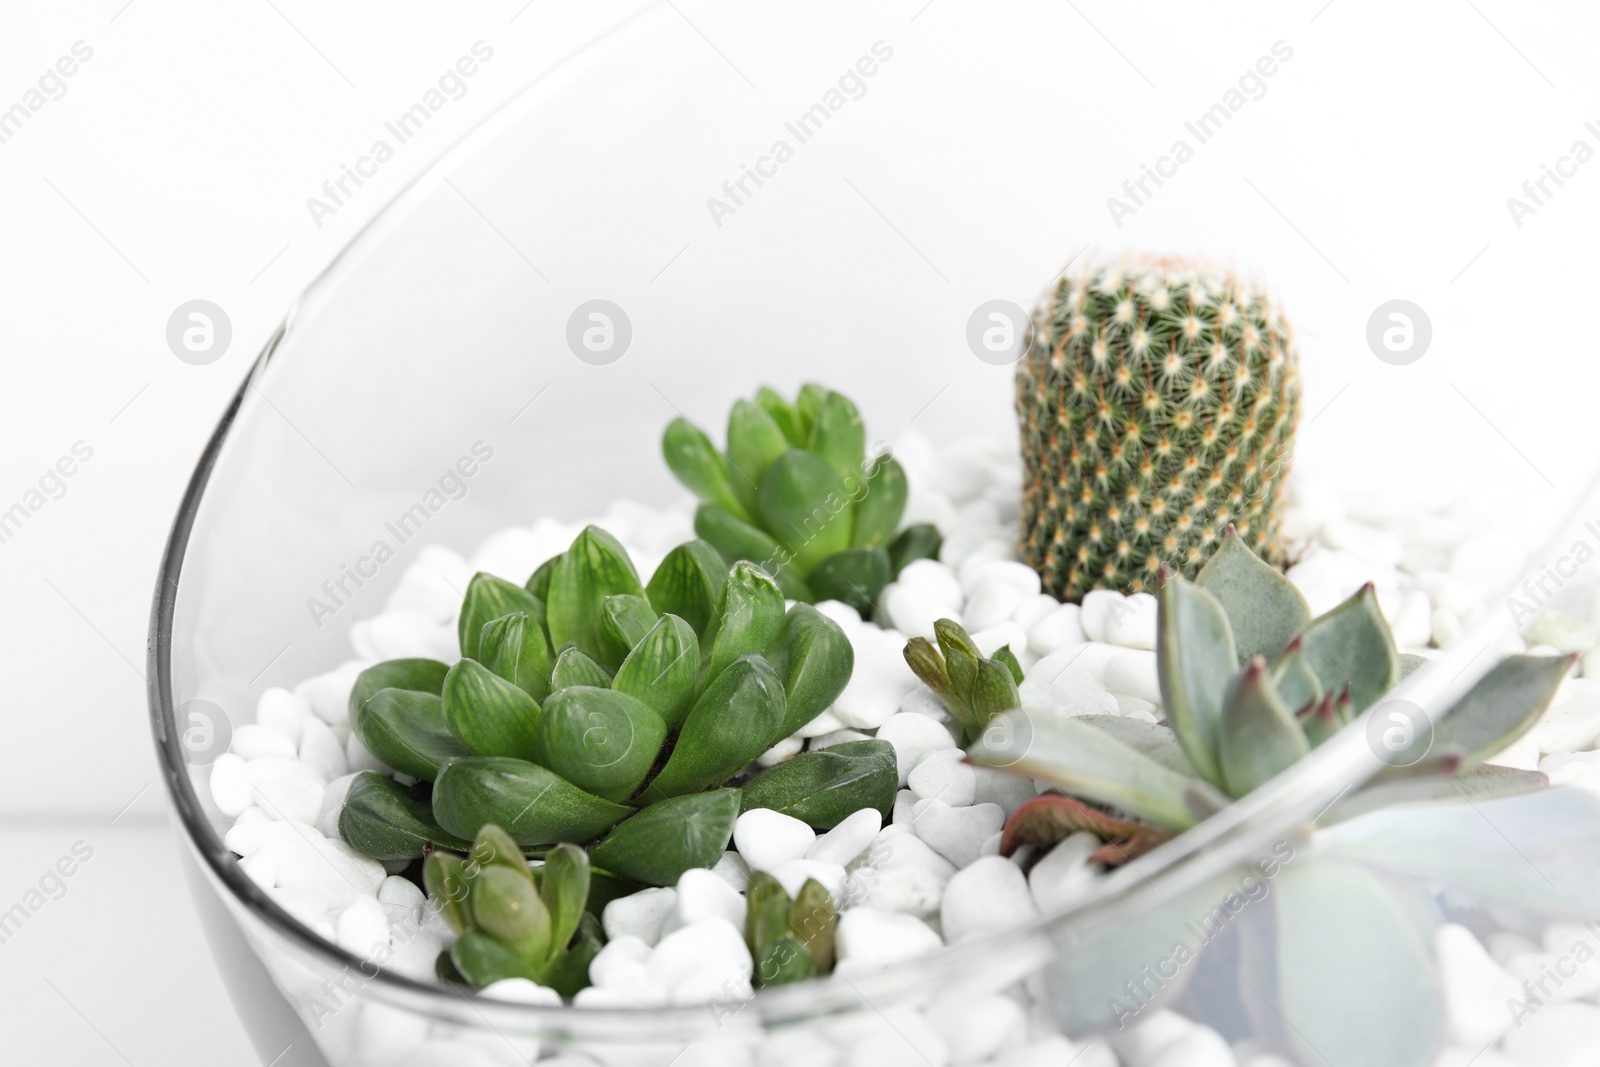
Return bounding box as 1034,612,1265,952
1218,658,1311,797
1298,584,1398,715
1078,715,1194,775
1255,860,1443,1067
1431,653,1573,771
1156,574,1237,787
353,688,470,781
808,391,866,485
1397,652,1429,681
644,539,727,636
440,659,543,762
701,561,787,684
546,526,646,662
538,842,591,957
470,866,552,961
738,739,897,828
769,603,854,738
694,504,815,602
431,757,631,847
459,574,546,662
348,658,449,723
644,655,787,799
478,612,554,702
851,455,907,551
968,711,1219,831
1299,693,1342,749
806,547,892,617
533,687,667,803
596,593,660,671
888,523,942,578
588,788,741,887
550,646,614,690
1269,637,1322,716
1195,529,1310,663
755,387,806,447
338,772,471,861
610,613,701,731
726,398,791,515
663,417,751,522
756,450,853,577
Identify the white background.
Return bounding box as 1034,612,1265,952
2,0,1598,1062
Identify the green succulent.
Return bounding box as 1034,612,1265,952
902,619,1024,745
1016,257,1300,600
424,825,602,992
662,383,941,617
961,530,1573,1067
340,524,892,892
744,872,838,987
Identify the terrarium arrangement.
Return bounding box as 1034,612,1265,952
203,260,1600,1066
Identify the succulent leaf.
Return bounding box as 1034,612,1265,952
852,455,907,551
756,450,854,577
808,391,866,485
693,504,814,602
644,540,727,636
701,562,787,683
533,687,667,803
525,555,561,600
738,740,898,828
795,383,828,443
459,575,546,662
597,594,660,671
470,866,552,961
744,872,792,960
549,646,614,690
968,711,1217,831
441,659,543,762
1268,638,1322,717
805,547,892,617
338,771,471,861
431,757,631,847
478,612,555,702
538,842,591,955
1296,583,1397,715
663,417,751,522
644,655,787,799
353,688,471,781
423,851,472,934
348,658,449,723
546,526,647,662
610,613,701,731
726,398,791,514
1156,574,1238,786
1217,657,1311,797
755,387,806,447
999,794,1174,866
1430,653,1572,771
768,603,855,738
588,789,741,887
887,522,943,578
1078,714,1194,775
1195,528,1311,663
450,931,540,986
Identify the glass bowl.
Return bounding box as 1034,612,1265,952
148,3,1600,1064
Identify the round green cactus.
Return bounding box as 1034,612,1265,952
1016,257,1302,600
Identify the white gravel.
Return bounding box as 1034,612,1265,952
204,431,1600,1067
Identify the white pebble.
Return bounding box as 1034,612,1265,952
602,887,677,947
209,753,255,816
1435,923,1521,1047
298,717,349,782
351,610,448,661
996,1037,1084,1067
970,622,1028,663
1146,1024,1234,1067
1028,832,1102,914
912,799,1004,868
808,808,883,867
675,868,748,929
712,850,751,892
317,772,359,839
335,895,391,958
757,736,804,767
247,757,327,825
871,826,958,881
844,1007,950,1067
941,856,1037,944
295,661,365,727
963,583,1030,633
1102,592,1157,650
833,907,943,973
971,765,1037,818
479,978,561,1005
855,865,944,917
255,687,311,738
810,729,872,750
892,789,918,826
1432,606,1463,648
926,991,1024,1066
1104,649,1161,704
876,712,958,787
231,724,297,761
1110,1010,1194,1065
832,628,919,729
1027,604,1086,656
1501,1002,1600,1067
883,583,949,642
960,560,1040,599
1451,533,1525,591
772,858,846,901
647,918,753,1005
589,934,652,988
385,562,466,621
898,559,964,612
1322,518,1404,568
1012,593,1061,633
795,710,847,739
908,749,977,807
1391,590,1433,649
377,875,425,920
1079,590,1125,643
734,809,816,873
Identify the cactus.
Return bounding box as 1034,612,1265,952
1016,257,1301,600
662,384,941,617
340,525,893,897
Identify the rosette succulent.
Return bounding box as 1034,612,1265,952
339,525,896,904
662,383,940,616
744,872,838,987
1016,257,1301,600
959,531,1575,1067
